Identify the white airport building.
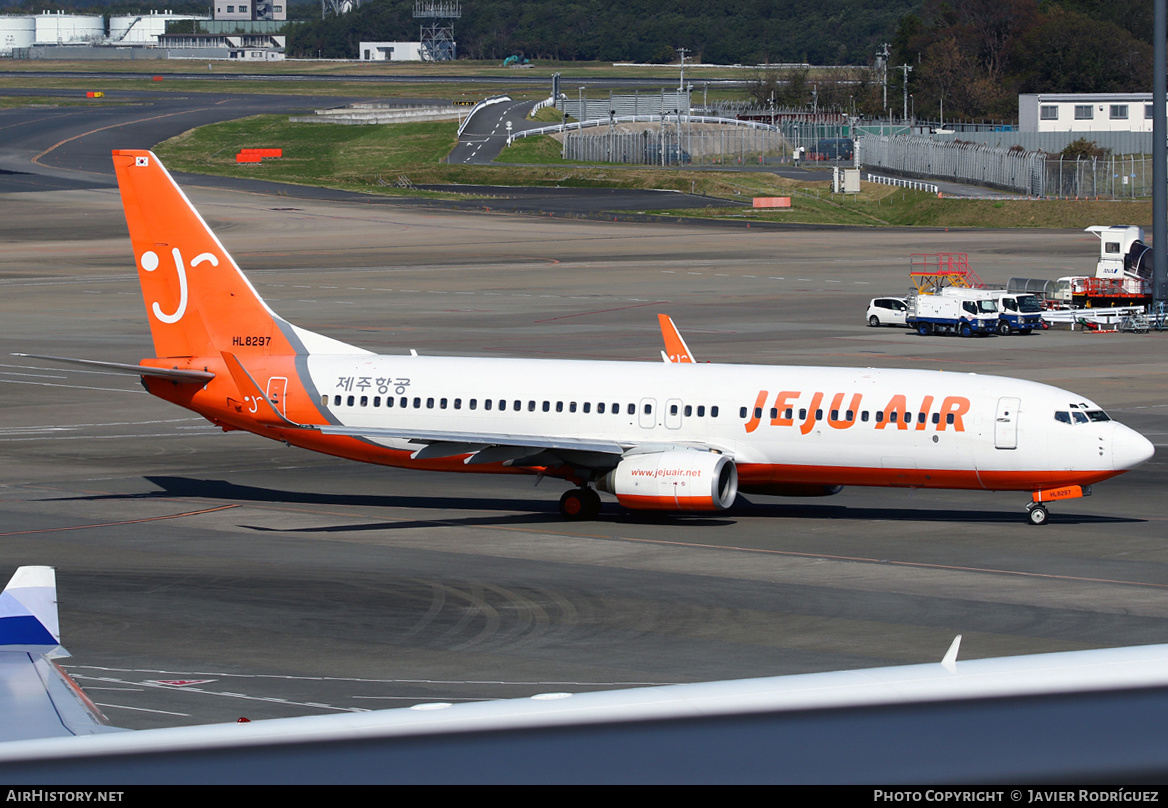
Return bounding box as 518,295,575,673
1019,93,1158,133
359,41,425,61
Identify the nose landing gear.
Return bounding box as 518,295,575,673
1026,484,1091,525
1026,502,1049,526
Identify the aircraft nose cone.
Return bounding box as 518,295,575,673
1113,424,1155,471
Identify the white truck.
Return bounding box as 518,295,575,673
906,288,1000,337
986,290,1045,335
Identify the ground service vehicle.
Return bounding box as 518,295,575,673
1040,226,1153,308
906,289,1000,337
987,291,1044,335
866,297,909,328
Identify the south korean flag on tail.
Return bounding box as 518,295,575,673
135,156,149,167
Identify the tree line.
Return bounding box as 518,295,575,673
287,0,916,64
892,0,1155,122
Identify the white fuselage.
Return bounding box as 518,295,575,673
295,354,1149,492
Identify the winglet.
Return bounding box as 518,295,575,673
941,634,962,673
0,566,62,652
658,314,696,363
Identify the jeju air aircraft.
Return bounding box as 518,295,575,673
21,151,1155,525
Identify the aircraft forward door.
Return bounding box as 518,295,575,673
994,396,1020,449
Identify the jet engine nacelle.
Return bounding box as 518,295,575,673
596,450,738,512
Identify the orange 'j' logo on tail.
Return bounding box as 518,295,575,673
139,247,218,324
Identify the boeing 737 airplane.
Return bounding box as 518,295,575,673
21,151,1156,524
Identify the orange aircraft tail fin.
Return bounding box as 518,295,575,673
658,314,696,363
112,150,359,361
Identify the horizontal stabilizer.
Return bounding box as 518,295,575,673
0,566,60,652
13,353,214,383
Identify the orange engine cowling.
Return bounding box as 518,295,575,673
596,451,738,512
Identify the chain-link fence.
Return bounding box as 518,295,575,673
563,126,792,166
1043,154,1156,199
557,92,691,120
857,135,1045,195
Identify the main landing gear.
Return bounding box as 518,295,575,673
559,486,601,521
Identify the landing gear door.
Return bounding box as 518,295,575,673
266,376,288,417
995,396,1020,449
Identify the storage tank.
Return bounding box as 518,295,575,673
34,12,104,45
109,11,208,44
0,16,36,53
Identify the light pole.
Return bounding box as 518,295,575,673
1155,0,1166,310
899,64,912,123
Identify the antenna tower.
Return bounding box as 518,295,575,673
414,1,461,61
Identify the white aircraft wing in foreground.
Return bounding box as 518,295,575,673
0,567,122,743
4,575,1168,782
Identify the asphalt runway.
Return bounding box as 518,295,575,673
2,181,1167,732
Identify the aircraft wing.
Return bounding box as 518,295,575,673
314,424,628,458
0,567,123,742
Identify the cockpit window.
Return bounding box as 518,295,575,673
1057,409,1110,424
